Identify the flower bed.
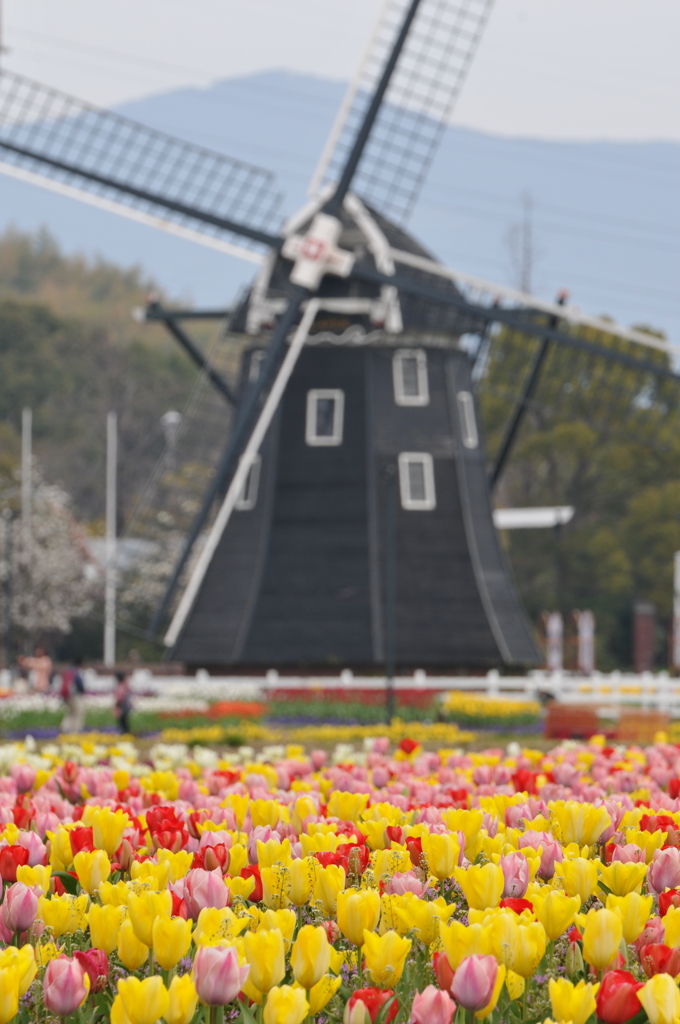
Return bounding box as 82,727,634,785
1,732,680,1024
439,690,542,729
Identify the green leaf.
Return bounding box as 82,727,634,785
52,870,80,894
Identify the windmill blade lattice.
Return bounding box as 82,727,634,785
0,71,283,255
310,0,495,224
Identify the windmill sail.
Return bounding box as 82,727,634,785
309,0,496,224
0,70,282,259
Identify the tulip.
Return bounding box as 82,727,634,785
549,978,599,1024
305,974,342,1015
0,943,37,995
183,868,230,919
454,863,504,911
193,944,250,1005
261,865,291,910
288,856,315,906
313,864,346,916
596,970,644,1024
0,965,19,1024
433,950,455,990
439,921,492,970
660,889,680,918
117,977,170,1024
43,956,90,1016
127,889,172,946
152,915,192,970
639,945,680,979
422,833,460,881
1,881,39,933
74,948,109,993
532,890,580,940
397,896,453,946
362,929,412,986
450,955,500,1012
555,857,599,906
39,893,89,937
263,985,309,1024
491,915,546,979
552,802,611,846
582,908,624,971
500,853,530,899
410,985,456,1024
92,808,129,858
0,845,29,883
118,917,149,972
73,849,111,894
326,791,369,822
259,908,296,950
15,864,50,892
193,906,248,947
243,927,286,992
88,902,125,955
337,888,381,946
599,861,647,896
165,975,199,1024
344,989,398,1024
290,925,331,988
648,848,680,897
606,892,654,944
637,973,680,1024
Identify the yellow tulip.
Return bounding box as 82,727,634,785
259,908,296,950
48,827,74,871
292,796,317,834
73,849,111,894
288,857,315,906
313,864,345,916
606,893,654,944
326,791,369,822
454,863,504,911
506,971,525,1001
0,967,19,1024
361,820,390,852
532,890,581,940
582,908,623,971
372,848,412,879
228,843,249,879
395,895,453,946
193,906,249,946
627,830,666,864
362,929,411,986
663,905,680,948
261,865,292,910
491,914,547,979
263,985,308,1024
118,976,170,1024
638,974,680,1024
549,978,599,1024
257,838,292,869
599,861,647,897
152,915,192,970
88,903,126,954
118,918,149,971
165,975,198,1024
0,945,37,996
127,889,172,947
243,928,286,992
337,888,381,946
15,864,51,892
130,860,172,891
443,809,485,862
155,849,193,882
99,880,129,907
305,974,342,1015
250,799,285,830
290,925,331,989
551,801,611,846
92,808,129,857
422,833,460,880
439,920,492,970
39,893,89,937
555,858,600,906
231,876,256,901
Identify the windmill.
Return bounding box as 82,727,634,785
0,0,678,670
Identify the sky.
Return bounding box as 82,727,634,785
3,0,680,141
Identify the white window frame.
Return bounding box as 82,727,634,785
398,452,436,511
305,389,344,446
457,390,479,449
235,454,262,511
392,348,429,406
248,350,266,382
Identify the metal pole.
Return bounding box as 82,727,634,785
21,408,31,550
3,509,13,668
104,412,117,667
385,465,397,724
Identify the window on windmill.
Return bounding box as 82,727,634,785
306,389,344,446
393,349,429,406
235,455,261,511
398,452,436,511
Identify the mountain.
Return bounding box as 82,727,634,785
0,69,677,341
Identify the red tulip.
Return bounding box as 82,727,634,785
69,827,95,857
511,769,537,795
344,989,398,1024
596,970,644,1024
433,951,455,991
659,889,680,917
669,778,680,800
639,944,680,978
405,836,424,869
385,826,404,846
74,948,109,993
500,897,535,915
399,738,419,755
240,865,262,902
0,845,29,883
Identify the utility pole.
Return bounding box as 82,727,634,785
104,412,117,667
21,408,32,551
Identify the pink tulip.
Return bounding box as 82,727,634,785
16,831,47,867
74,949,109,994
193,944,250,1006
184,868,229,919
11,765,36,793
43,957,89,1015
388,871,426,897
611,844,646,864
450,956,498,1011
1,881,40,933
500,853,529,898
648,848,680,896
633,916,665,955
410,985,456,1024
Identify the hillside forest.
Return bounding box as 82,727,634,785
0,227,678,670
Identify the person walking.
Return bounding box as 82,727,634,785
114,671,133,734
61,656,86,733
17,647,52,692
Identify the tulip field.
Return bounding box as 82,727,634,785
3,734,680,1024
